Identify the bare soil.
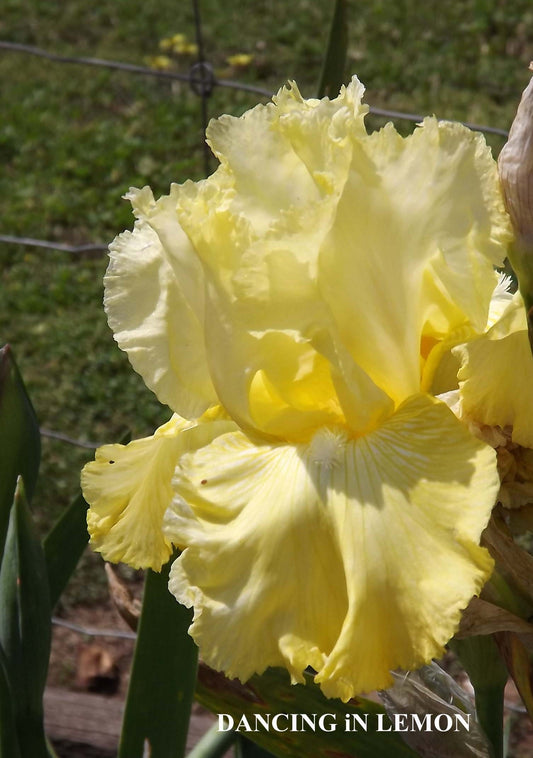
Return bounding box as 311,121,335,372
47,599,533,758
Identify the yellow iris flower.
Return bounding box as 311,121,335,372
82,77,516,699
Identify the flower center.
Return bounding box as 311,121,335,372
308,427,348,469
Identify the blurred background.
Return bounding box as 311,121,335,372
1,0,533,609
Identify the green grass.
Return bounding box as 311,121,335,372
1,0,533,603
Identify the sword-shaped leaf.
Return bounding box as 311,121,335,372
0,644,20,758
0,345,40,553
119,560,198,758
196,665,418,758
43,491,89,610
0,478,51,757
317,0,348,99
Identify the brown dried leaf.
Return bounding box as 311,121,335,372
482,511,533,603
455,597,533,647
76,643,120,694
105,563,141,632
495,631,533,720
457,596,533,638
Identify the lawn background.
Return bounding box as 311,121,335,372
1,0,533,603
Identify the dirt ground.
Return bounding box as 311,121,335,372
47,579,219,758
49,601,136,697
47,587,533,758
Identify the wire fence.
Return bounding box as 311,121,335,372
51,616,137,640
0,0,510,260
1,4,513,451
0,39,510,139
40,427,101,449
2,0,516,648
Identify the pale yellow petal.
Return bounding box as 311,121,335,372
272,77,368,185
81,413,235,569
204,77,366,236
172,80,395,436
315,395,496,698
421,276,515,395
105,186,217,418
176,178,337,434
175,125,338,434
178,179,391,438
486,273,514,328
318,119,511,406
173,91,509,431
455,293,533,447
166,395,496,699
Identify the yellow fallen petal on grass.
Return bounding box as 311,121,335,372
144,55,173,71
226,53,254,67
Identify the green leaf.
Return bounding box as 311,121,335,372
0,478,51,758
234,735,278,758
186,724,236,758
451,636,507,758
45,736,60,758
0,644,21,758
196,665,418,758
317,0,348,98
0,345,40,554
43,430,130,610
43,490,89,609
119,559,198,758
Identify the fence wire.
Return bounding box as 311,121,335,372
0,233,107,255
1,1,521,653
0,40,273,98
52,616,137,640
0,35,510,257
40,427,101,450
1,0,512,454
0,39,510,137
0,17,510,259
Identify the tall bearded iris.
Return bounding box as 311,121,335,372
81,77,513,700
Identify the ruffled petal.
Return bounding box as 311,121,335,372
204,78,367,235
455,293,533,447
421,275,515,396
173,83,369,437
170,81,510,434
165,394,497,699
81,411,235,569
318,119,511,406
105,186,217,418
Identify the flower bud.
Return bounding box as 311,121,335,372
498,67,533,312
